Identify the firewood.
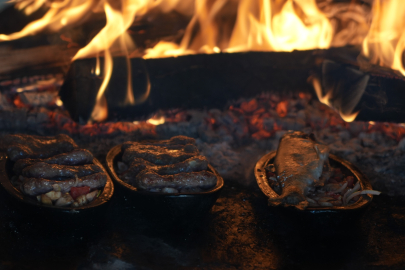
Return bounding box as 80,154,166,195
59,51,316,122
0,45,78,74
60,49,405,123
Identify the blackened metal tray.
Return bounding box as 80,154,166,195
0,152,114,214
255,151,374,213
106,144,224,222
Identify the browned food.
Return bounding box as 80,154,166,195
119,136,217,193
121,135,196,151
122,144,199,165
269,131,330,210
4,134,77,161
22,162,102,178
13,149,94,175
4,134,108,207
133,170,217,191
155,156,208,174
120,156,209,181
20,172,107,196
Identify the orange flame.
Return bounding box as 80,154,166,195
311,76,358,122
74,0,152,122
146,115,165,125
361,0,405,76
0,0,95,41
145,0,333,57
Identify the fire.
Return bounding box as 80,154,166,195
361,0,405,76
230,0,332,52
1,0,156,123
311,76,358,123
145,0,333,57
0,0,95,41
146,115,165,125
1,0,405,122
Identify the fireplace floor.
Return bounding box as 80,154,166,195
0,182,404,269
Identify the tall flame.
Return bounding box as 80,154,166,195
145,0,334,57
0,0,95,41
361,0,405,76
228,0,333,52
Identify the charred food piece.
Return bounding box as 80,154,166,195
4,134,77,162
156,155,208,174
120,136,218,192
13,149,94,175
269,131,329,210
134,170,217,191
119,158,152,181
120,156,209,181
20,172,107,196
22,162,102,178
121,135,196,151
122,144,199,165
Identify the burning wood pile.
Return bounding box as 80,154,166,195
0,0,405,198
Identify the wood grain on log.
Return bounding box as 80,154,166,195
0,45,77,74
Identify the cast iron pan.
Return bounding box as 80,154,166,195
255,151,375,231
0,152,114,214
255,151,373,213
106,144,224,223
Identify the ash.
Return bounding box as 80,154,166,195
0,77,404,196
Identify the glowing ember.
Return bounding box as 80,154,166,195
276,101,288,118
146,115,165,126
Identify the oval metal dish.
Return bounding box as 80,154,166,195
255,151,373,213
106,144,224,221
0,152,114,214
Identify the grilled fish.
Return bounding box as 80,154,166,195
269,131,330,210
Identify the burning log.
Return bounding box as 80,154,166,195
0,45,77,75
314,58,405,123
59,51,316,122
60,50,405,123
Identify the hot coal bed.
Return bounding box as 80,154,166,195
2,7,405,270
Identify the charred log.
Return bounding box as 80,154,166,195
314,58,405,123
60,50,405,123
59,51,315,122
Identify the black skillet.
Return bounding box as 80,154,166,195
255,151,375,229
0,152,114,217
106,144,224,223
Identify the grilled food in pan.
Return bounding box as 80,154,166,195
106,136,223,221
255,131,380,213
0,134,114,213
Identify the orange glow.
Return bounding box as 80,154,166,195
276,101,288,117
361,0,405,76
146,115,165,125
